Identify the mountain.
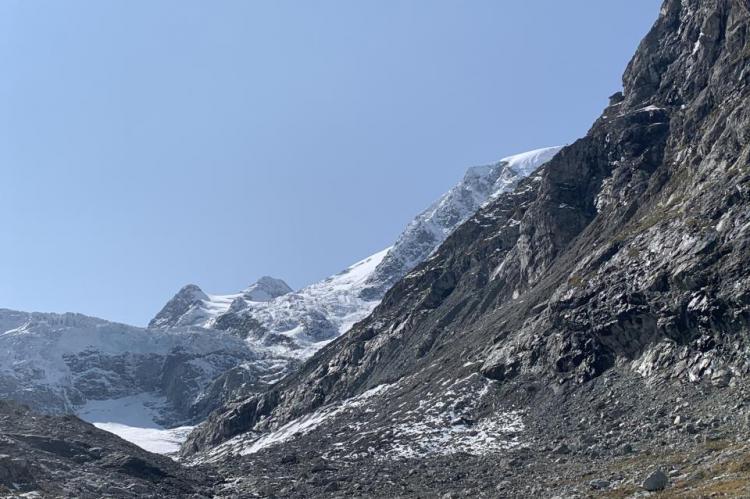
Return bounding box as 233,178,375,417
0,309,285,429
359,147,563,299
0,146,560,458
148,276,293,329
137,147,561,418
182,1,750,497
152,147,562,356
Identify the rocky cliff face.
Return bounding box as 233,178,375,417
182,1,750,495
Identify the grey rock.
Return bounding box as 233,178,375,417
711,369,731,388
0,454,34,487
0,401,215,497
589,479,610,490
642,469,668,492
553,444,571,455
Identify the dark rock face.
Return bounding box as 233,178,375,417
0,401,216,497
184,3,750,490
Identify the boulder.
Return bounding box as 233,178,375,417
642,469,668,491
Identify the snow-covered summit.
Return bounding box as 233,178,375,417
243,276,292,302
149,276,291,330
148,284,209,329
359,146,563,298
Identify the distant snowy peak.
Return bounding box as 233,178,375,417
360,146,563,298
213,247,393,356
243,277,292,302
499,146,565,177
148,284,210,329
149,276,291,330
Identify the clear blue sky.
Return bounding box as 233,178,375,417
0,1,662,326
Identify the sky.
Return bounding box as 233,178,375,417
0,1,663,326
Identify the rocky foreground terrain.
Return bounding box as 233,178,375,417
3,0,750,497
0,400,217,497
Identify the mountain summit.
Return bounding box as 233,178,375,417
242,276,292,302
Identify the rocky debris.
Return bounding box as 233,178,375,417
589,478,610,490
191,372,750,498
0,401,216,497
0,454,34,488
553,443,571,455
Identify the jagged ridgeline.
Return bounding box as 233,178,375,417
3,0,750,497
181,0,750,495
0,149,560,430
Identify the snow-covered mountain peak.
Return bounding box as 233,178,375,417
500,146,563,176
243,276,292,302
358,146,563,298
177,284,209,302
148,284,210,329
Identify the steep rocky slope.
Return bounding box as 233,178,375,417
183,1,750,496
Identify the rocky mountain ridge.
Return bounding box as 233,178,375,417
150,147,563,350
0,147,560,458
180,1,750,496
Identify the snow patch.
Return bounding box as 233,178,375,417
79,394,194,455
